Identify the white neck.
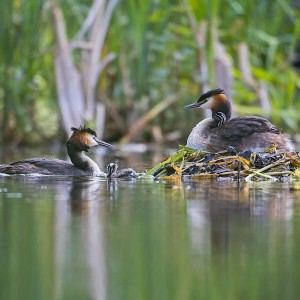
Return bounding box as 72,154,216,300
67,147,101,176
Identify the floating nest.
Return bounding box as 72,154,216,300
146,145,300,182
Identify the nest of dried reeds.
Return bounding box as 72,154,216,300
146,146,300,182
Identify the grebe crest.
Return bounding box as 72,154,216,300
68,125,114,151
196,88,225,108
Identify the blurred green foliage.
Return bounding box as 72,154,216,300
0,0,57,144
0,0,300,144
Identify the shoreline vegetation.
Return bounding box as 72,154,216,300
1,0,300,146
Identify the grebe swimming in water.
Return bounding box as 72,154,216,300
106,163,137,179
0,126,114,176
183,88,294,152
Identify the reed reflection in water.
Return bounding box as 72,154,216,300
1,174,300,300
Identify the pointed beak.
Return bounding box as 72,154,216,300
183,102,203,109
94,137,116,149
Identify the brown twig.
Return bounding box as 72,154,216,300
119,95,178,144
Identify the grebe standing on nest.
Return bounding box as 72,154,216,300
0,126,114,176
183,88,294,152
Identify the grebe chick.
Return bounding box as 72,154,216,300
106,163,137,179
0,126,115,176
183,88,294,152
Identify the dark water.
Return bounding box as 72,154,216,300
1,149,300,300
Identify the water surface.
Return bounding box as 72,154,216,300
1,150,300,300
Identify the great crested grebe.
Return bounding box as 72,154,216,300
106,163,137,179
0,126,115,176
183,88,294,152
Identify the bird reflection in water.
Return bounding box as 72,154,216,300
106,162,138,198
55,178,108,300
183,180,295,256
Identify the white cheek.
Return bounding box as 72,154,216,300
91,139,99,146
87,134,99,146
200,98,213,109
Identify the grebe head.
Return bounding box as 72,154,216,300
107,162,118,178
183,88,231,125
67,125,115,151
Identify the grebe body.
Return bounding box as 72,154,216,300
0,126,114,176
184,89,294,152
106,163,137,179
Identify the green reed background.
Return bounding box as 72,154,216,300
0,0,299,144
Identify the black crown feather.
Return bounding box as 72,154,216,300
197,88,225,103
70,125,97,136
